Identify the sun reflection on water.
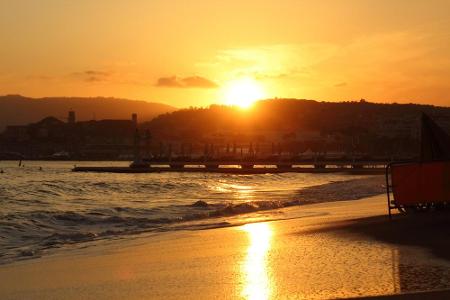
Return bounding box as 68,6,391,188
211,182,255,200
241,223,273,300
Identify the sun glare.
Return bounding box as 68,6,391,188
223,78,266,109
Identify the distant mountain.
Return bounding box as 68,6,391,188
0,95,176,130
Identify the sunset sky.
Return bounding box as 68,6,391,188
1,0,450,107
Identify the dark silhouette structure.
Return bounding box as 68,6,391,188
420,113,450,161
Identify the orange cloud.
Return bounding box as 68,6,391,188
68,69,146,85
70,70,113,82
156,76,218,88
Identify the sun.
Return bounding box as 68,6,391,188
222,77,266,109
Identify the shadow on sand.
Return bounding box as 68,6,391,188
313,212,450,261
303,212,450,299
335,212,450,261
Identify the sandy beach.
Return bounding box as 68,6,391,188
2,194,450,299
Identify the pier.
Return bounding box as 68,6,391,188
72,133,401,174
72,158,390,174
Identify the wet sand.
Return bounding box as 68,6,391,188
2,195,450,299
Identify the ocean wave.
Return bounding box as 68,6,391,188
0,195,326,264
0,162,385,264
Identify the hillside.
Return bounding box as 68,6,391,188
0,95,176,130
143,99,450,140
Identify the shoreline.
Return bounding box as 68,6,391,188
0,175,385,265
2,195,450,299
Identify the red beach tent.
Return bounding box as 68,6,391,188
387,113,450,216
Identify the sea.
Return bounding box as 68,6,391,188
0,161,385,264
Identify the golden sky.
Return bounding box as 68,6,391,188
1,0,450,107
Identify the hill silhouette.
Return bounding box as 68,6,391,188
0,95,176,130
143,99,450,141
2,97,450,159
